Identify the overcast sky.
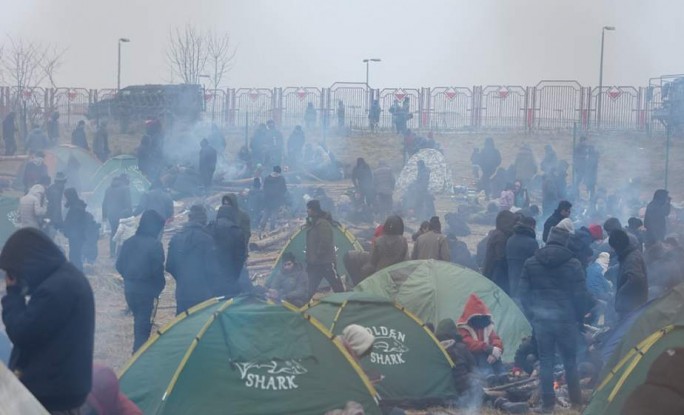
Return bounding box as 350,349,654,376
1,0,683,89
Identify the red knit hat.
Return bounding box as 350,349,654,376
588,224,603,240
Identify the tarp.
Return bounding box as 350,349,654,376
88,155,139,190
303,292,457,404
354,260,531,362
268,221,364,287
86,167,150,214
119,296,381,415
0,362,49,415
0,196,19,249
584,325,684,415
396,148,453,196
598,283,684,381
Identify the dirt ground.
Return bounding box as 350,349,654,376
6,126,676,414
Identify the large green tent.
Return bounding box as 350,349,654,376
0,196,19,249
355,260,531,362
303,292,457,404
119,296,381,415
88,155,139,190
85,167,150,213
268,221,364,287
583,325,684,415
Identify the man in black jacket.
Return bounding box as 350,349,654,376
116,210,166,352
644,189,671,246
260,165,287,232
519,226,590,413
198,138,217,191
542,200,571,242
166,205,221,314
505,216,539,300
208,205,247,298
0,228,95,412
609,229,648,321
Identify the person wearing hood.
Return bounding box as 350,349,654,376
26,124,48,154
609,229,648,320
116,210,166,352
456,294,505,379
0,228,95,413
644,189,671,246
71,120,89,150
542,200,571,242
478,137,502,197
412,216,450,261
482,210,517,293
506,216,539,299
198,138,217,191
62,187,89,271
23,151,49,193
82,364,142,415
18,184,47,229
351,158,374,206
222,193,252,249
2,111,17,156
45,172,67,234
518,226,590,413
266,252,308,307
166,205,221,314
586,252,612,302
305,199,343,298
208,205,247,297
561,220,597,268
260,165,288,232
103,176,132,258
369,215,408,274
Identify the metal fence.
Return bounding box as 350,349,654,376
0,80,669,133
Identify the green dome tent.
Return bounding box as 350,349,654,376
583,325,684,415
267,221,364,287
303,292,457,404
355,260,531,362
119,296,381,415
86,167,150,213
88,155,140,190
0,196,19,249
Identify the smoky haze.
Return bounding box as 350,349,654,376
0,0,683,89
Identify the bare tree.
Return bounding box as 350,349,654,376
167,25,209,85
206,32,236,91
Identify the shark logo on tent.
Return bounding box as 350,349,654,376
234,360,307,391
368,326,409,366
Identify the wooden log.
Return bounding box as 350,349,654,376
249,229,293,251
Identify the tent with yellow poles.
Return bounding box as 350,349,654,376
118,296,382,415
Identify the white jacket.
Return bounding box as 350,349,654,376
18,185,47,229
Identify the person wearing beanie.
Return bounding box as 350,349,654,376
542,200,572,242
166,205,221,314
260,165,288,232
116,210,166,352
506,215,539,299
519,225,590,413
339,324,375,359
644,189,671,246
588,224,603,241
305,199,343,298
609,229,648,320
411,216,451,261
482,210,517,293
555,218,575,234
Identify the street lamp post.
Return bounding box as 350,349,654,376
597,26,615,128
117,38,131,91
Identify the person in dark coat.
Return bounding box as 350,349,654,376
0,228,95,412
542,200,572,242
47,111,60,146
62,187,89,271
116,210,165,352
287,125,305,168
369,215,408,275
266,252,309,307
45,171,67,234
644,189,671,246
305,200,343,298
2,111,17,156
447,233,479,272
435,318,477,397
26,124,48,154
505,216,539,299
166,205,221,314
351,157,374,206
373,160,395,218
71,120,89,150
208,205,247,297
265,119,284,166
23,151,48,193
518,226,590,413
627,217,646,250
260,165,287,231
93,121,110,162
102,175,132,257
609,229,648,320
478,137,501,197
222,193,252,249
482,210,517,294
136,134,153,180
198,138,217,191
134,183,174,222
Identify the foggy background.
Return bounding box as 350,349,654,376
0,0,683,89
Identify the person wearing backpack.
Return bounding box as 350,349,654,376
207,205,246,298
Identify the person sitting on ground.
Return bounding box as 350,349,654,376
266,252,308,307
411,216,450,261
498,183,515,211
81,363,142,415
435,319,477,396
457,293,505,383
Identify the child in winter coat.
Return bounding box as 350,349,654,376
457,293,506,382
